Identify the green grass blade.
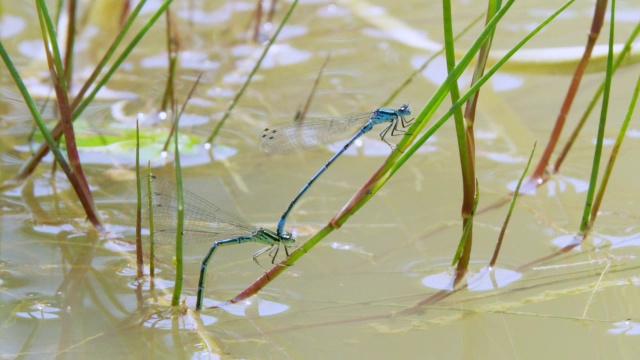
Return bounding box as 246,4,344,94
579,0,615,232
36,0,67,90
451,182,480,266
135,119,144,279
588,74,639,228
171,107,185,307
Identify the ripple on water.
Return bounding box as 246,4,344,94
142,302,218,329
97,258,174,292
508,173,589,195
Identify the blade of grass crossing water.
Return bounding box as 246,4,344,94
490,142,537,267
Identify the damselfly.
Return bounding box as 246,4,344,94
259,104,412,237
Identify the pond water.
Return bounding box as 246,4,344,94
1,0,640,359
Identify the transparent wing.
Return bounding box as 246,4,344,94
140,176,257,244
258,111,374,154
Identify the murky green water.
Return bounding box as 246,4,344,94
1,1,640,359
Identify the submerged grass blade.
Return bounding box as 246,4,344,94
295,53,330,123
147,164,156,278
490,142,537,268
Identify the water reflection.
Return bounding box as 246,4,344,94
233,43,312,69
176,2,254,24
140,51,220,71
421,266,522,291
197,296,290,317
552,231,640,250
403,259,523,291
0,14,26,38
15,301,63,321
608,320,640,336
509,173,589,195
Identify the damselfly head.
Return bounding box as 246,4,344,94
281,232,295,244
398,104,411,116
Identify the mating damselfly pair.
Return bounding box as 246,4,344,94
142,104,411,310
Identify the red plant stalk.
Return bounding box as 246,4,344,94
40,10,102,229
523,0,608,191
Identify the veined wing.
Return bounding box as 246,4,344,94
258,111,374,154
140,176,257,244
